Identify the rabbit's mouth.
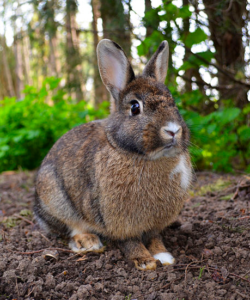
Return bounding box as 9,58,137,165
164,143,174,149
164,139,178,149
147,140,181,160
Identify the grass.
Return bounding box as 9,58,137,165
221,224,247,233
198,266,205,279
190,178,231,197
1,216,19,228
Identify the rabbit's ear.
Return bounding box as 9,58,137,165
143,41,169,83
97,39,135,101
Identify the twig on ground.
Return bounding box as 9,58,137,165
231,179,243,200
76,255,87,262
235,290,248,299
184,259,207,287
161,275,184,289
238,216,250,220
15,277,20,299
227,271,250,284
27,286,34,297
13,214,34,226
67,253,81,260
175,264,250,284
38,232,52,244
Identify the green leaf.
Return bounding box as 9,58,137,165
220,193,234,201
137,31,165,56
242,104,250,114
179,51,214,71
45,77,61,90
216,108,241,125
178,5,192,19
20,209,32,216
238,125,250,141
207,124,216,134
26,130,41,140
184,28,207,48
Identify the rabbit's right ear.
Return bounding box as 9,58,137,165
143,41,169,83
97,39,135,104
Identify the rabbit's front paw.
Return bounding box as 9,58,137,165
153,252,175,265
133,257,157,271
69,233,105,253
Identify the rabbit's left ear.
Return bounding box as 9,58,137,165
97,39,135,101
143,41,169,83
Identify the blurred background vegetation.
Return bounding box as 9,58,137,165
0,0,250,173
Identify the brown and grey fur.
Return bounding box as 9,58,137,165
34,39,192,270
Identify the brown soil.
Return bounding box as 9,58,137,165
0,171,249,300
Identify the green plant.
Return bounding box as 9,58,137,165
137,2,250,172
0,77,109,173
198,266,205,279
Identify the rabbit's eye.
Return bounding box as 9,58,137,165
131,100,140,116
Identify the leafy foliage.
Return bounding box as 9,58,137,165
0,77,108,173
172,88,250,172
138,2,250,173
183,28,207,48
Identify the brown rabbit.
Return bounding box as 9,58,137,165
34,39,192,270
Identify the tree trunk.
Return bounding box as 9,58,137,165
65,0,85,101
49,33,61,77
100,0,131,57
1,36,15,97
14,32,24,100
145,0,153,38
182,0,193,93
91,0,108,108
203,0,248,108
45,0,61,77
22,33,32,86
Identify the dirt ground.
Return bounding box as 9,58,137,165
0,170,249,300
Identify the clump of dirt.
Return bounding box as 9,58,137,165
0,171,249,300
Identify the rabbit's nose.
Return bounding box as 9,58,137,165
163,122,181,138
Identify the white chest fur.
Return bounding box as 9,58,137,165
170,154,192,190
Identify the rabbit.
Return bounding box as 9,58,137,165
34,39,192,270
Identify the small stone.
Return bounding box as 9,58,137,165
84,284,93,291
205,242,214,249
214,247,222,255
221,267,228,279
3,269,16,282
77,285,90,299
147,292,157,300
105,264,113,270
217,289,227,296
116,268,127,277
45,273,56,288
17,260,30,272
69,294,77,300
55,282,66,291
95,259,103,269
132,285,140,293
94,282,103,292
205,281,216,290
159,292,175,300
147,271,157,281
27,275,36,283
85,275,94,283
0,260,7,271
180,222,193,233
167,272,176,281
